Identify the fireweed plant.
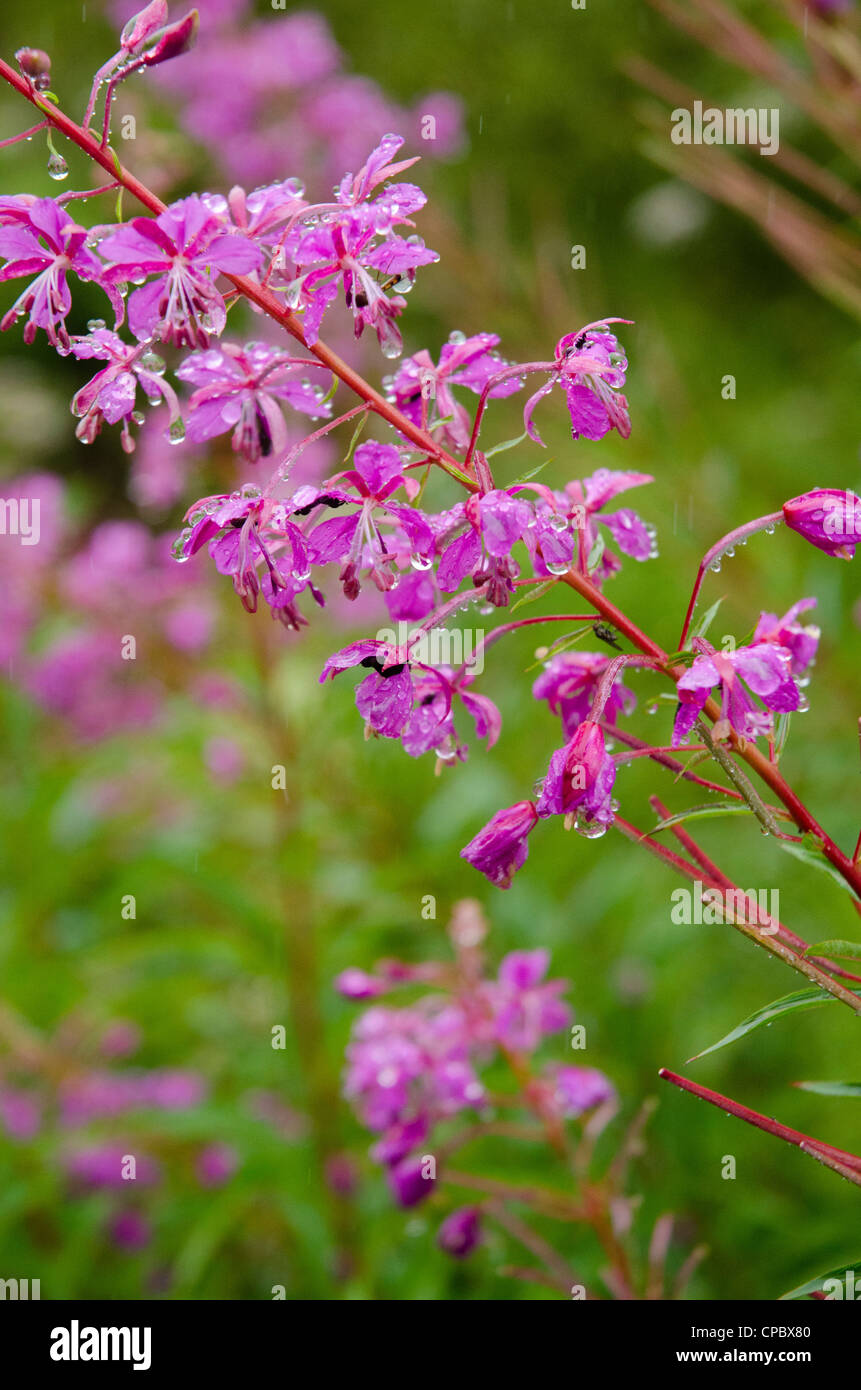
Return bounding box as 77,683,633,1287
2,5,861,1295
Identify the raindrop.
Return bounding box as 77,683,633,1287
130,410,145,425
577,820,607,840
380,339,402,360
168,419,186,445
47,152,68,181
410,553,433,571
140,350,166,375
86,318,106,333
448,330,466,344
709,559,722,573
546,559,571,576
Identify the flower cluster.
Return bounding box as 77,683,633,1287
338,902,613,1252
2,5,860,910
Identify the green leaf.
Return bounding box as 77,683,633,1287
803,939,861,960
794,1081,861,1098
689,987,842,1062
488,429,530,461
693,596,724,642
511,578,557,612
777,837,857,894
587,532,605,573
652,802,786,834
781,1259,861,1300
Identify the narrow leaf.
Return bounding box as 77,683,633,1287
803,939,861,961
778,838,857,895
782,1259,861,1301
687,987,839,1062
510,579,557,613
793,1081,861,1098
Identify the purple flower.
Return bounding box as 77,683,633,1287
783,489,861,560
388,331,519,451
546,1065,615,1117
285,134,437,353
460,800,539,889
754,599,819,676
400,665,501,762
65,1146,160,1188
437,1206,481,1258
565,467,656,573
335,967,385,1000
524,321,632,447
109,1209,152,1252
371,1114,429,1166
70,328,181,451
321,637,414,737
177,340,330,462
98,195,262,347
306,442,433,597
436,489,533,606
672,639,801,747
343,1000,483,1134
533,651,636,738
536,720,617,832
178,488,316,626
196,1142,239,1188
0,197,120,350
480,950,571,1051
202,179,308,248
387,1154,436,1208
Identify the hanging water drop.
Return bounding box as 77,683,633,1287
47,152,68,181
86,318,106,333
168,419,186,445
140,350,166,375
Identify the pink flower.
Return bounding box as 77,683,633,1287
673,638,801,746
70,329,180,451
98,195,262,347
437,1206,481,1257
400,665,501,761
460,801,539,888
321,638,414,737
524,321,632,446
196,1142,239,1187
177,340,330,463
481,950,571,1051
305,441,433,599
533,651,636,738
335,968,386,1000
783,489,861,560
387,1154,435,1207
388,331,519,451
546,1065,615,1117
753,599,819,676
536,720,617,832
285,134,437,353
109,1209,152,1252
436,489,533,606
0,197,120,350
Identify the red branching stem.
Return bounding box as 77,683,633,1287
2,57,859,898
677,510,785,651
0,118,48,147
560,566,861,898
600,721,742,798
659,1069,861,1185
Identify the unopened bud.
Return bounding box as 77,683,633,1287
141,10,199,66
120,1,169,52
15,47,52,91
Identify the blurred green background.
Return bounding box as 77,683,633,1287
0,0,859,1299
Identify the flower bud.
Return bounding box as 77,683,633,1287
140,9,199,66
120,1,168,51
15,47,52,91
437,1206,481,1258
783,488,861,560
